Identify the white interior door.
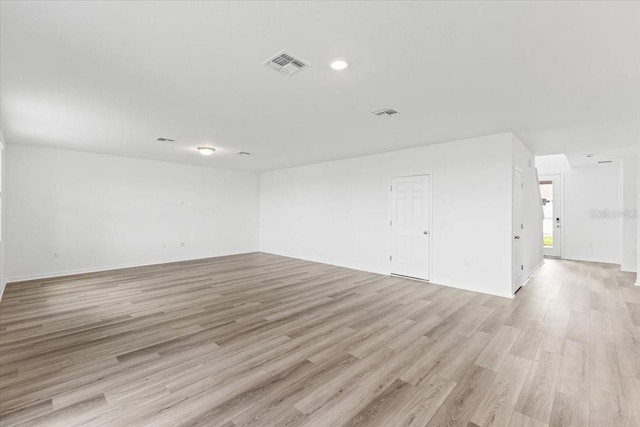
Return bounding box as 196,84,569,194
513,169,524,291
390,175,431,280
540,174,562,257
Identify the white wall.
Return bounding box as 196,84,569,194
5,145,259,282
260,133,515,298
563,164,621,264
511,135,544,291
637,151,640,285
536,154,570,176
621,154,638,272
0,133,5,298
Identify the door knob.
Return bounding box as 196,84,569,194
514,235,520,239
423,231,429,235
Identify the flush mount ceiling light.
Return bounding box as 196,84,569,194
330,59,348,71
197,147,215,156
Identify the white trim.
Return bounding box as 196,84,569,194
518,259,545,289
0,133,4,301
560,256,621,265
529,259,545,277
390,273,430,283
261,251,513,299
4,251,256,284
8,250,515,300
512,166,524,293
429,277,514,299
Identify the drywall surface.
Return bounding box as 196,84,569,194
512,135,544,290
260,133,515,297
0,135,5,299
621,154,638,272
5,145,259,281
536,154,570,176
563,164,621,264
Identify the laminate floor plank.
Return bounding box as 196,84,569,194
512,350,562,423
470,354,531,427
0,254,637,426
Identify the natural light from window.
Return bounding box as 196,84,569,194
540,181,553,247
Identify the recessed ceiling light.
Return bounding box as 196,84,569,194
197,147,215,156
330,59,348,71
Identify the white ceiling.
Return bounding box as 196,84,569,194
564,146,638,168
1,1,638,171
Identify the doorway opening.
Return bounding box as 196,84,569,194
539,175,562,257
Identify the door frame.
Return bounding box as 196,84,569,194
539,174,563,258
388,173,433,281
512,167,524,293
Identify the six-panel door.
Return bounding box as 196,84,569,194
390,175,431,280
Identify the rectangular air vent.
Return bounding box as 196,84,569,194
155,137,175,143
372,108,399,116
598,160,613,164
263,50,309,76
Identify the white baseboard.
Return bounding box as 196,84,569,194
560,256,621,266
260,250,513,299
4,250,257,285
517,259,545,290
5,249,515,300
432,278,514,299
257,250,389,276
529,259,545,277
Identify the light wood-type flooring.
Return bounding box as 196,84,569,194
0,253,639,426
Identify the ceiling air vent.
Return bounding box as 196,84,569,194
598,160,613,164
155,137,175,143
263,50,309,76
236,151,251,156
372,108,399,117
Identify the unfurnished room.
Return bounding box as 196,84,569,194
0,1,639,426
